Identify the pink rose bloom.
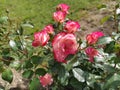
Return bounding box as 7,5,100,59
52,32,79,63
32,30,50,47
44,24,54,34
85,47,98,62
56,3,70,14
53,11,66,23
40,73,53,87
86,31,104,45
64,21,80,33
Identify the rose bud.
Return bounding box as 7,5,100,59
85,47,98,62
56,3,70,14
44,24,54,34
53,11,66,23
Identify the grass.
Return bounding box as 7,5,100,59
0,0,117,30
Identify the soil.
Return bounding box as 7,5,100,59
77,1,117,40
0,1,118,90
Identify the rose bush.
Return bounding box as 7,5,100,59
0,3,120,90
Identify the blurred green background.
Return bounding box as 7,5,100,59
0,0,103,29
0,0,119,30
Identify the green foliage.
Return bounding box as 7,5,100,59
35,68,46,76
97,36,113,45
29,77,40,90
72,68,85,82
22,70,34,79
2,69,13,83
0,0,100,28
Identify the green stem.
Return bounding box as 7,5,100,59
66,55,77,71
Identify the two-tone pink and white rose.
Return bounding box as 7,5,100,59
64,20,80,33
44,24,54,34
85,47,98,62
86,31,104,45
52,32,79,63
40,73,53,87
53,11,66,23
32,30,50,47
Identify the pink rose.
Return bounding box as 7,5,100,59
40,73,53,87
86,31,104,45
53,11,66,23
32,30,50,47
44,24,54,34
52,32,79,63
64,21,80,33
56,3,70,14
85,47,98,62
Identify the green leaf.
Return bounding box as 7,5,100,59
9,40,18,51
0,16,8,24
103,73,120,89
35,68,46,76
97,4,107,9
58,72,69,86
31,56,42,65
104,41,115,53
53,63,65,78
111,56,120,64
70,78,86,90
21,23,34,35
22,70,34,79
10,61,21,69
55,65,65,77
72,68,85,82
22,23,34,28
97,36,113,45
29,77,40,90
2,69,13,83
103,64,116,73
94,55,105,63
23,60,33,69
18,26,24,35
66,55,77,71
100,16,110,24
